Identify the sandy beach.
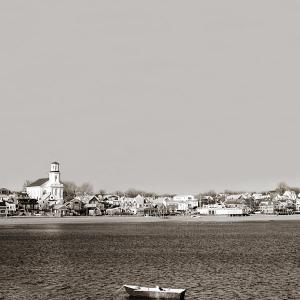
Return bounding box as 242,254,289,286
0,214,299,225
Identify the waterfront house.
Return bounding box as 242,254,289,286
52,204,68,217
119,195,146,214
296,197,300,211
106,207,122,215
200,195,215,206
17,193,39,214
83,195,103,215
0,188,12,200
0,201,7,217
65,198,83,215
5,201,16,215
173,195,198,213
259,200,275,214
198,204,247,216
102,195,121,207
165,199,177,214
274,199,295,214
134,195,145,208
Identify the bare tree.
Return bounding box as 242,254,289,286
22,180,32,191
98,189,107,196
125,188,146,198
114,190,124,197
205,190,217,197
144,191,158,198
63,181,78,197
78,182,93,195
276,182,289,195
160,193,176,198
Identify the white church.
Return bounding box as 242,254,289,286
26,162,64,205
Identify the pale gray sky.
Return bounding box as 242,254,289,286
1,0,300,194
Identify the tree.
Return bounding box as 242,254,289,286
160,193,176,198
78,182,93,195
289,186,300,194
22,180,32,191
114,190,124,197
63,181,78,197
276,182,289,195
98,189,107,196
144,191,158,198
205,190,217,197
125,188,144,198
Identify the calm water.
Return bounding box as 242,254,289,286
0,221,299,300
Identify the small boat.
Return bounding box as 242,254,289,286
123,284,186,299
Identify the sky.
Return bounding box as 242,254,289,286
1,0,300,194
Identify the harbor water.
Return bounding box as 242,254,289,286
0,220,299,299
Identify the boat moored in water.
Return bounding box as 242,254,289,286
123,285,186,299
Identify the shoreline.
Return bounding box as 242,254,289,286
0,214,300,225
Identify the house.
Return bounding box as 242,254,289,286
52,204,68,217
282,191,297,201
0,188,11,200
259,200,275,214
224,198,245,208
173,195,198,212
252,193,265,201
164,199,178,214
148,197,176,215
106,207,122,215
5,201,16,215
225,194,242,201
296,196,300,211
173,195,195,201
177,201,197,212
198,204,248,216
17,193,39,213
26,162,64,205
65,198,83,215
119,195,146,214
274,199,295,214
84,195,103,215
200,195,215,206
102,195,121,207
133,195,145,208
0,201,7,217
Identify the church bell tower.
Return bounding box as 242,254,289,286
49,161,60,184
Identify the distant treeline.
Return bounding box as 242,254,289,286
18,180,300,199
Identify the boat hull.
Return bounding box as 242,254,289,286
124,285,185,299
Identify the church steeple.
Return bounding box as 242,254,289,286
49,162,60,184
50,161,59,172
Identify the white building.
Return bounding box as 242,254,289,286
26,162,64,205
173,195,198,212
173,195,196,201
198,204,248,216
296,198,300,211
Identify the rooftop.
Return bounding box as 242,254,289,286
27,178,49,187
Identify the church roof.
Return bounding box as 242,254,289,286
51,161,59,165
27,178,49,187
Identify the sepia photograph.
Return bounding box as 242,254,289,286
0,1,299,299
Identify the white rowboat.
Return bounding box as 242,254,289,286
123,285,186,299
